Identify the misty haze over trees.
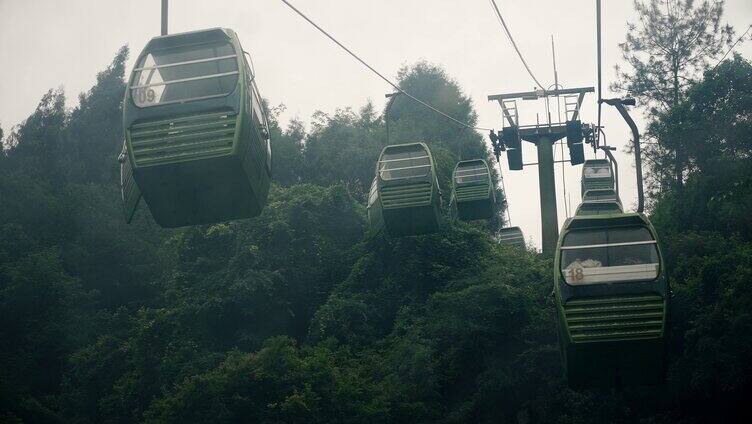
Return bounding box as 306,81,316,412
1,0,751,422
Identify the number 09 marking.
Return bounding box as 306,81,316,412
137,88,156,104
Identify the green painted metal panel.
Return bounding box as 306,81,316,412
564,294,664,342
575,201,623,216
380,182,433,209
130,111,237,167
499,226,525,248
582,188,619,203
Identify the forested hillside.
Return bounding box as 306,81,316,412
2,38,752,424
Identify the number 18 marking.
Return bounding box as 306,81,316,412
568,268,584,281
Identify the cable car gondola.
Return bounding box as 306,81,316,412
554,211,667,388
499,226,525,249
575,188,623,216
555,95,668,387
581,159,614,196
120,27,271,227
450,159,495,221
367,142,441,236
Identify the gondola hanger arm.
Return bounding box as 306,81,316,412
601,97,643,213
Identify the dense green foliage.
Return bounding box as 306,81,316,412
647,55,752,423
1,42,751,423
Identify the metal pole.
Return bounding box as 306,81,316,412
551,35,562,123
537,136,559,255
161,0,168,35
632,117,644,213
551,36,569,218
497,164,513,226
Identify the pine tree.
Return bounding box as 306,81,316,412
611,0,734,194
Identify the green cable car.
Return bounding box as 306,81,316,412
554,211,668,388
581,159,614,196
367,142,441,236
582,188,620,204
575,189,623,216
119,28,271,227
450,159,495,221
499,226,525,249
556,86,667,387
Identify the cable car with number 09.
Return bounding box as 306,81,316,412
119,27,271,227
367,142,441,236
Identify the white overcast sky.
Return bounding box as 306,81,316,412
1,0,750,249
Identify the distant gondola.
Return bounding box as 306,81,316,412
499,226,525,249
581,159,615,196
450,159,495,221
120,28,271,227
575,188,623,215
367,142,441,236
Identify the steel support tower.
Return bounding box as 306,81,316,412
488,87,593,255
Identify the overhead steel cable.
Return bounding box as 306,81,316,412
494,162,513,225
487,0,544,89
279,0,491,132
595,0,603,147
711,24,752,72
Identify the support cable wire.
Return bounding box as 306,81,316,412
551,35,569,218
711,24,752,72
595,0,603,148
559,140,569,218
488,0,544,89
280,0,490,132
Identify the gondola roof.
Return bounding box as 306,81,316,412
565,212,648,230
141,28,232,52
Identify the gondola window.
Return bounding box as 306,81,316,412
379,148,430,180
560,227,659,285
131,41,239,107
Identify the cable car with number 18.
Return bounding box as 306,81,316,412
554,188,668,388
